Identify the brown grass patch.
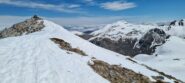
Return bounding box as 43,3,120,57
51,38,87,56
88,59,152,83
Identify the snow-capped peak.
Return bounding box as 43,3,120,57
90,19,157,41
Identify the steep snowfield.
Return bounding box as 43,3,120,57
90,20,158,40
0,19,177,83
134,36,185,81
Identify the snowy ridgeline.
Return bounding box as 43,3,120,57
0,17,182,83
90,19,185,41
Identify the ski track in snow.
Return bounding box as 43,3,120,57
0,37,56,83
0,20,109,83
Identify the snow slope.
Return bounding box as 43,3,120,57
134,36,185,81
0,19,180,83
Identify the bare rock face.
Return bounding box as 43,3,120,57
90,28,169,57
90,38,139,57
0,15,45,39
134,28,169,55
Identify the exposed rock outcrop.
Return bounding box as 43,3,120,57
0,15,45,39
90,28,169,57
90,38,139,57
134,28,169,55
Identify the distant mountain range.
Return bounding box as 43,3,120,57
63,25,105,34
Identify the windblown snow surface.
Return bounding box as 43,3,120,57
0,20,175,83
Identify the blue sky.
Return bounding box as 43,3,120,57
0,0,185,25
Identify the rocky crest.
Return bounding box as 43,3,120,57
0,15,45,39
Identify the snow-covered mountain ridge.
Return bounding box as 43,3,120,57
89,20,165,56
89,19,185,82
0,16,182,83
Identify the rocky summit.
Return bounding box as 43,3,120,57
0,15,44,39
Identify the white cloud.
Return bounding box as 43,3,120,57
0,0,81,13
101,1,136,11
